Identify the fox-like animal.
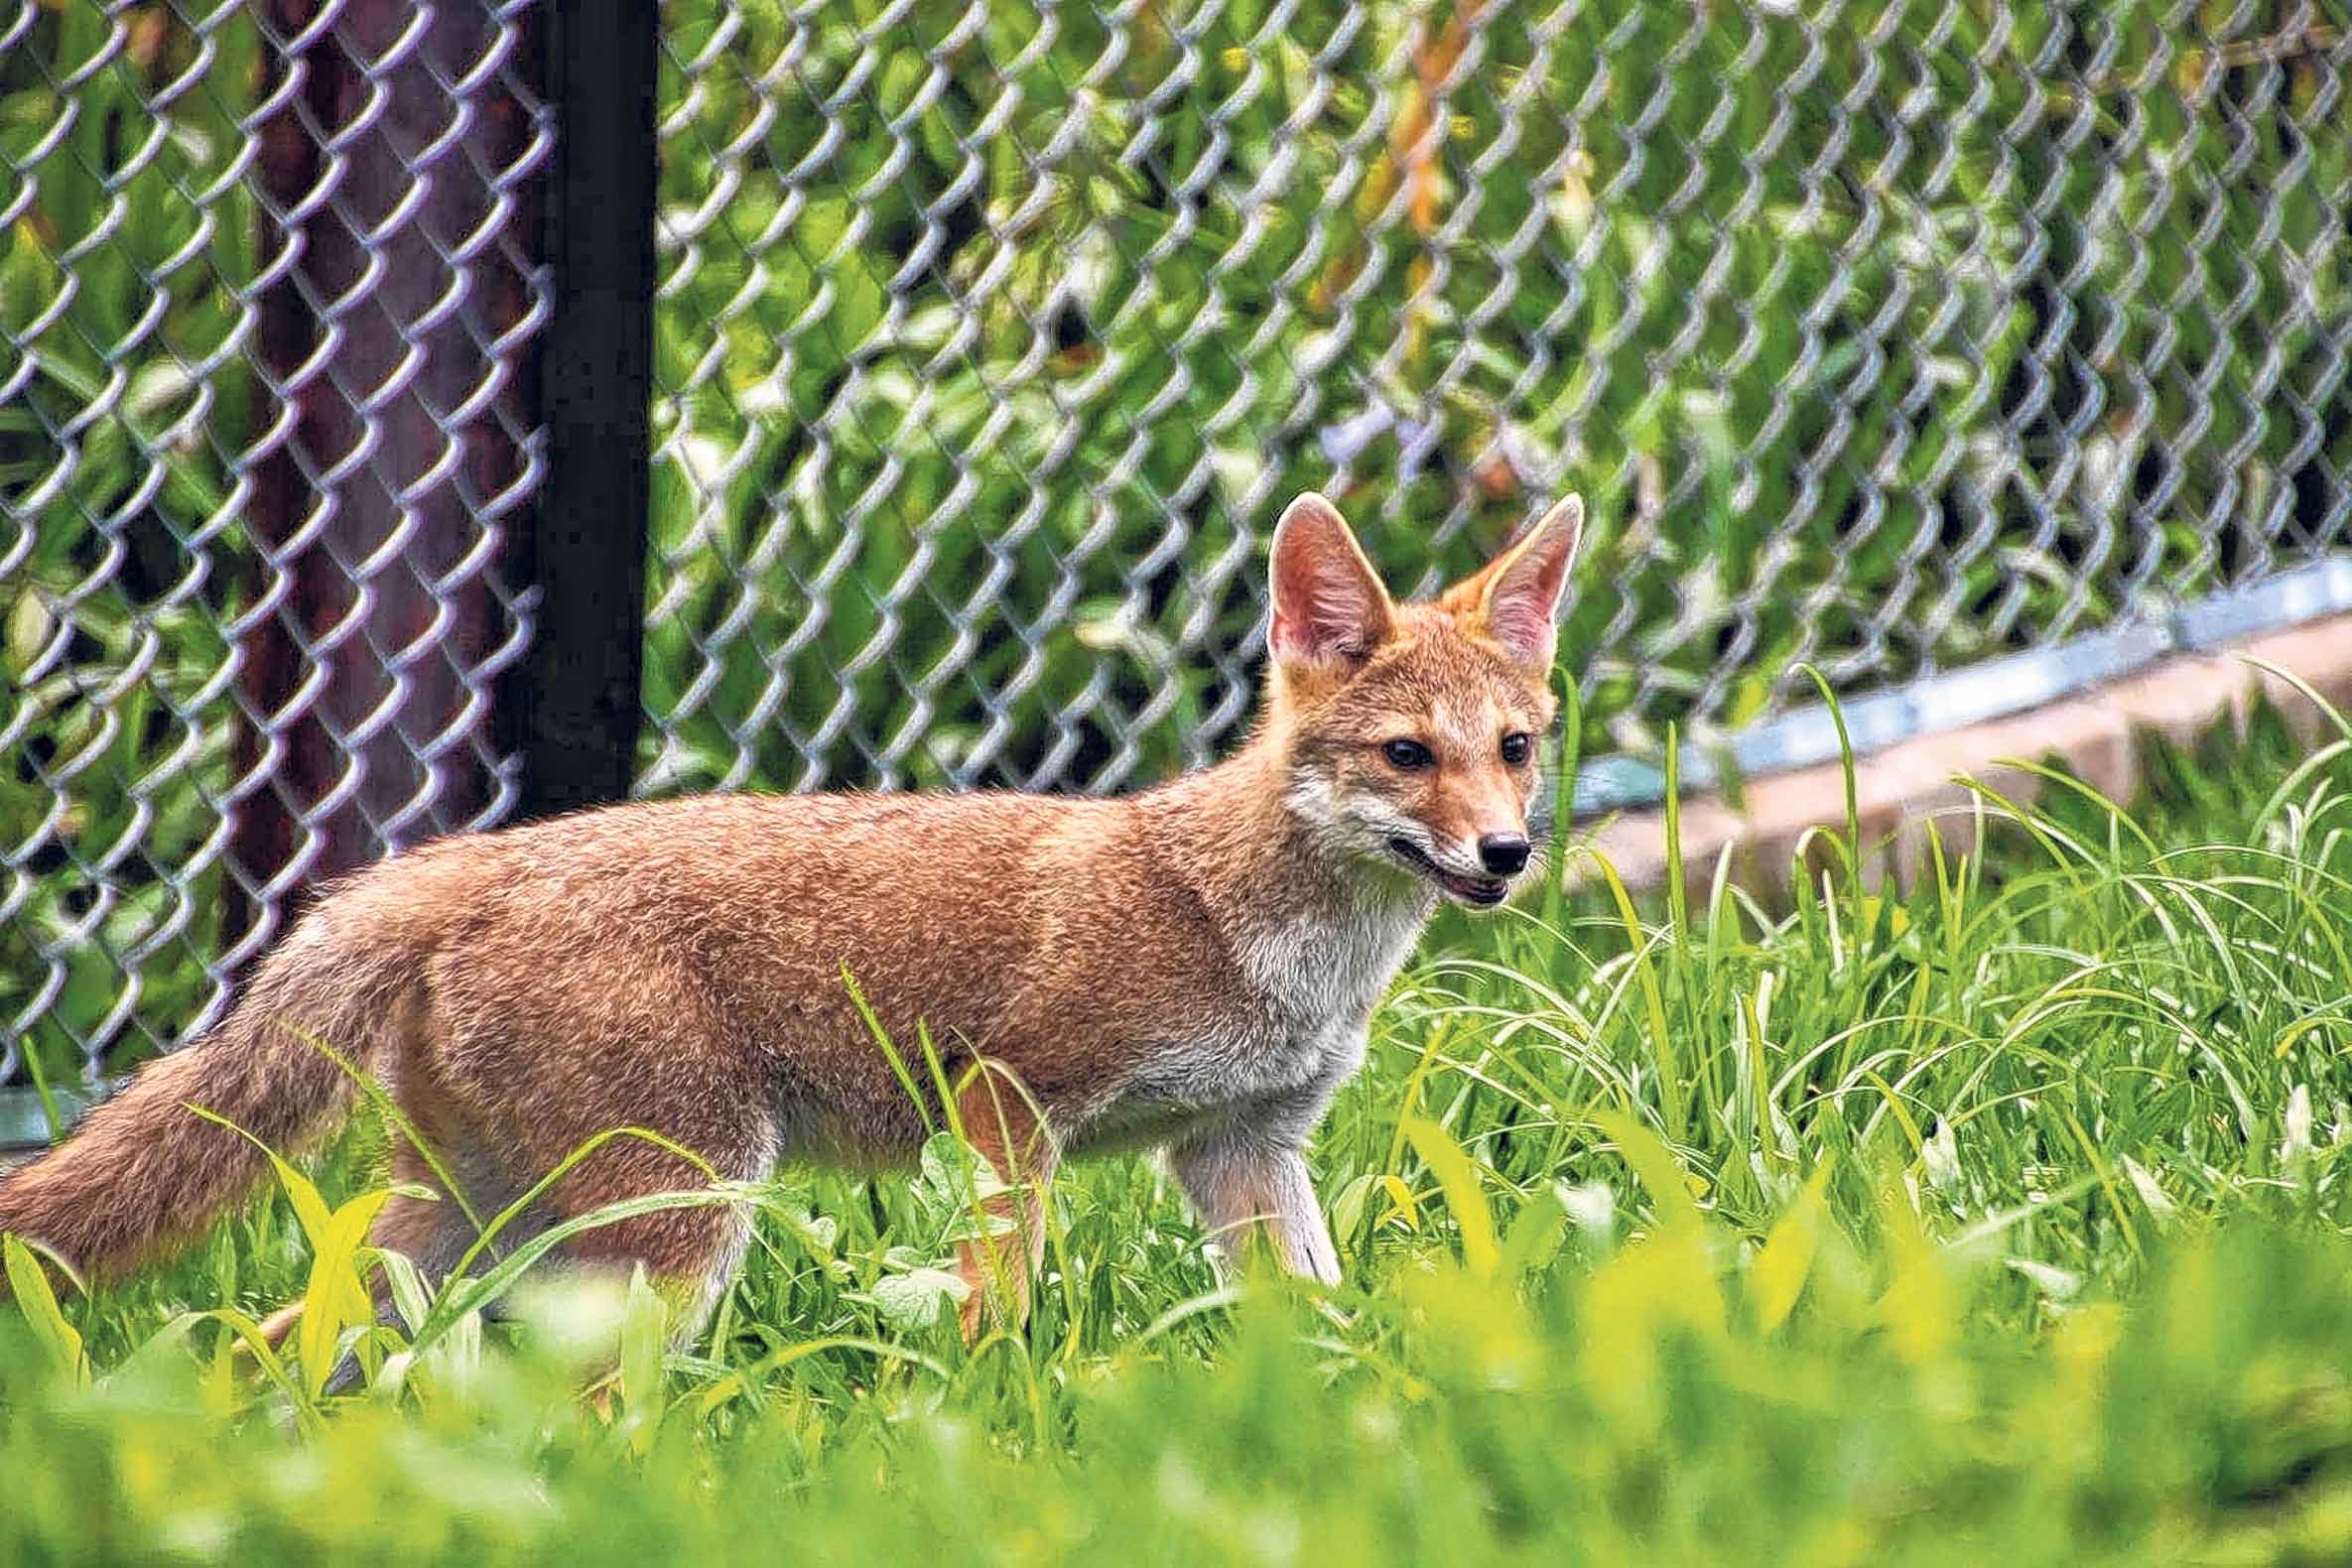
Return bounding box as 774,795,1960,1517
0,491,1582,1351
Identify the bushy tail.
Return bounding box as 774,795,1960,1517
0,906,422,1284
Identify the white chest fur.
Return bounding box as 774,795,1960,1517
1236,890,1430,1044
1073,889,1430,1154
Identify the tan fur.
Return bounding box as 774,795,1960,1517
0,493,1582,1347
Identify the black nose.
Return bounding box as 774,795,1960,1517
1478,834,1530,876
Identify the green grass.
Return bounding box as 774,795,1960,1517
13,703,2352,1563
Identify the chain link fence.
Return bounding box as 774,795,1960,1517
646,0,2352,798
6,0,2352,1102
3,2,542,1106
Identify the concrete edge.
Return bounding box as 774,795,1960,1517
1570,612,2352,897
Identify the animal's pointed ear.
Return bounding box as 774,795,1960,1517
1449,495,1583,670
1267,493,1395,668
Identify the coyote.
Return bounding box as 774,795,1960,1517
0,491,1581,1355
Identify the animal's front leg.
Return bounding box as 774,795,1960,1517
1170,1130,1342,1287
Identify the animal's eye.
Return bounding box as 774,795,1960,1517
1500,732,1533,765
1381,738,1435,770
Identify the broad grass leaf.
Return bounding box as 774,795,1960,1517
1402,1115,1498,1278
1751,1160,1835,1334
617,1264,670,1452
182,1104,332,1245
3,1235,87,1386
375,1246,434,1338
1329,1171,1378,1241
297,1188,391,1399
1379,1173,1420,1231
1592,1110,1704,1236
2122,1156,2177,1227
1498,1187,1569,1281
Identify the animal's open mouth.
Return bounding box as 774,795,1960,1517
1386,838,1510,907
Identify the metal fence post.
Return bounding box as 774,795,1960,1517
509,0,657,819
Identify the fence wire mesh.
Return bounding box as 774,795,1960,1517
2,3,542,1093
6,0,2352,1093
646,0,2352,801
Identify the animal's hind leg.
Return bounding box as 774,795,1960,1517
256,999,498,1363
366,1149,495,1322
421,1081,777,1350
953,1064,1057,1343
426,963,779,1349
529,1138,767,1345
363,1062,540,1305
